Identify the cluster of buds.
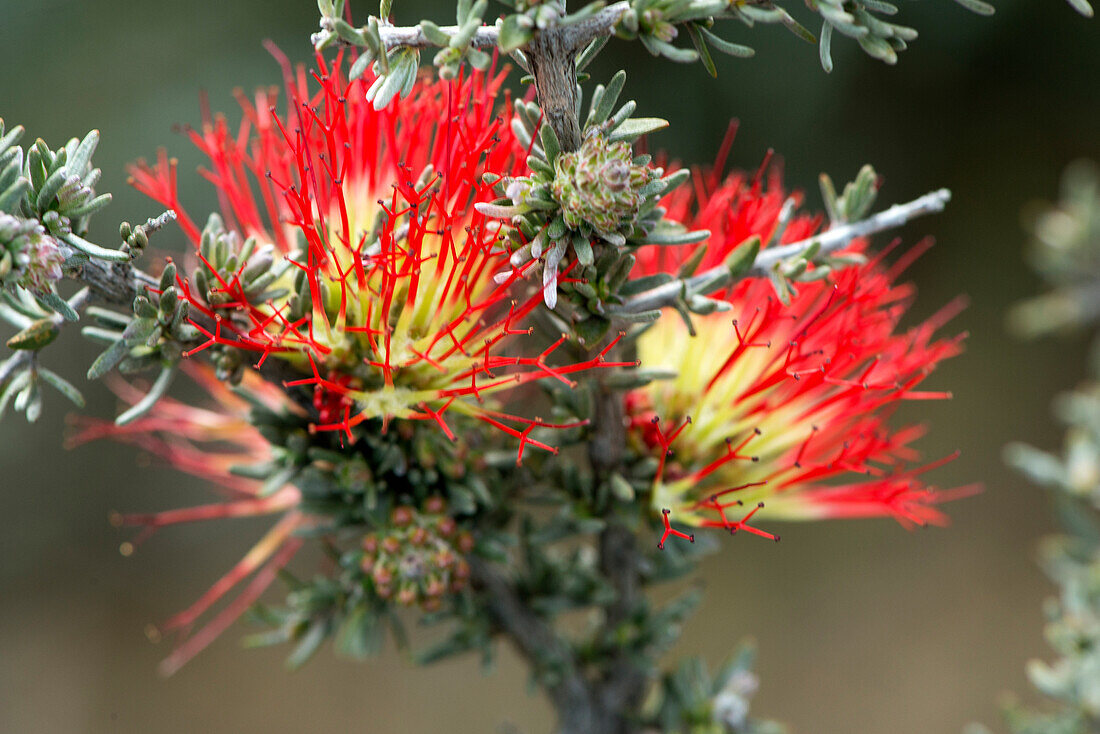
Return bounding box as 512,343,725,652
183,213,295,384
191,214,291,310
552,127,657,244
360,497,473,611
0,213,57,291
479,71,703,331
619,3,679,44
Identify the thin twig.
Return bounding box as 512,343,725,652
618,188,952,314
313,2,633,53
468,557,601,732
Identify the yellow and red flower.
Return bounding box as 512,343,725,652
631,144,974,542
129,51,626,456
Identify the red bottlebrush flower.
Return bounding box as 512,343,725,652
638,135,824,283
128,52,626,455
628,145,975,541
67,364,306,676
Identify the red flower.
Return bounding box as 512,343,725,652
68,364,306,675
129,51,626,457
629,139,975,541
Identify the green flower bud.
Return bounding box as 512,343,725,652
551,130,655,243
0,212,62,291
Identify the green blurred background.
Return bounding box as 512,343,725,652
1,1,1097,732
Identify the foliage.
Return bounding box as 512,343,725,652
0,120,175,422
314,0,1094,98
477,69,705,335
978,162,1100,734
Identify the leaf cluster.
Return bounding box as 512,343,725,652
0,121,164,423
479,70,705,341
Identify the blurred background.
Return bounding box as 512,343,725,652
0,1,1097,732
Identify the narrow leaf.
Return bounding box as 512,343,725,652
951,0,996,15
699,27,755,58
37,367,85,408
87,338,128,380
115,363,177,425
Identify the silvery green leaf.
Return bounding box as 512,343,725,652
0,302,33,330
951,0,996,15
592,70,627,126
0,369,31,419
862,0,899,13
539,121,561,165
333,17,366,45
21,379,42,422
80,326,124,345
575,35,609,72
609,118,669,143
419,20,451,46
348,50,375,81
60,192,111,220
699,27,754,58
646,225,709,246
780,11,817,43
115,363,177,425
67,129,99,177
642,36,699,64
819,21,834,73
498,14,535,53
6,318,59,350
37,367,84,408
475,201,526,218
612,307,662,323
0,177,28,212
35,168,68,212
0,122,25,154
34,290,78,322
607,100,637,129
1066,0,1094,16
62,232,130,263
573,234,593,267
87,338,128,380
687,24,718,77
726,236,760,279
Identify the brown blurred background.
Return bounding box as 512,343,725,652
1,1,1098,732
